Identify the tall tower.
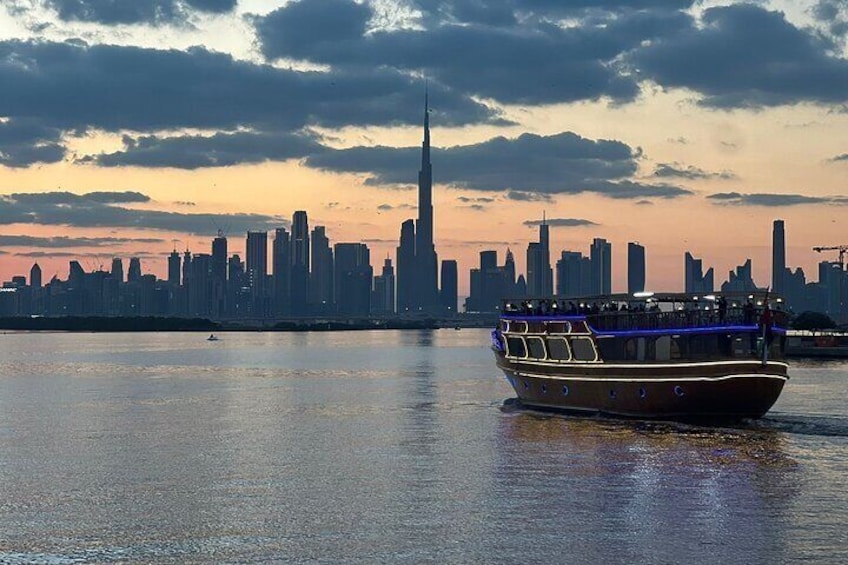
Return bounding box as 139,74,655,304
291,211,310,315
246,231,268,316
590,238,611,295
627,242,646,294
396,219,416,314
526,217,552,296
414,89,439,313
772,219,785,295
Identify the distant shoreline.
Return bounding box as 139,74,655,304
0,316,496,332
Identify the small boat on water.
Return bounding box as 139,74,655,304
207,334,219,341
491,292,788,420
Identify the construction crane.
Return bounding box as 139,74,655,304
813,245,848,324
813,245,848,269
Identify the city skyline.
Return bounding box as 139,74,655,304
2,1,848,293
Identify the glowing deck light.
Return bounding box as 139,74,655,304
633,291,654,298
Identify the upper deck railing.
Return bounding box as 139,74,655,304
499,292,788,333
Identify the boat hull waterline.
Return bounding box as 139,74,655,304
495,354,787,419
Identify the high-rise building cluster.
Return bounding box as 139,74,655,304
0,98,845,322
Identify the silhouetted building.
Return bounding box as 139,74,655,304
111,258,123,283
772,219,785,295
246,231,268,317
684,252,713,294
334,243,372,316
526,219,553,296
310,226,334,314
628,242,646,294
291,211,310,316
272,227,291,317
590,238,612,295
29,262,41,289
556,251,591,297
396,219,416,314
168,250,181,286
127,257,141,283
211,231,228,317
721,258,759,293
372,257,395,315
440,259,457,315
413,90,440,313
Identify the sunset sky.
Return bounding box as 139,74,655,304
2,0,848,295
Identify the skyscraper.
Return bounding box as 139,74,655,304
310,226,334,313
396,219,415,314
627,242,646,294
127,257,141,283
334,243,372,316
684,252,714,294
526,218,552,296
272,227,291,316
167,250,181,286
111,257,124,283
590,238,612,295
440,259,458,315
372,257,396,315
291,211,310,316
556,251,591,297
414,91,439,313
246,231,268,316
211,231,228,316
29,262,41,289
772,219,785,295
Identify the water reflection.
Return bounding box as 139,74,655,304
493,408,798,564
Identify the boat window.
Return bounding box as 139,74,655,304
526,336,547,360
655,336,671,361
546,321,570,334
570,320,590,334
500,320,510,332
506,336,527,358
512,321,528,334
570,337,598,362
547,337,571,361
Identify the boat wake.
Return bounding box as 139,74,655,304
749,413,848,438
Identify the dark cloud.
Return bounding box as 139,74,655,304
376,203,415,211
0,235,165,248
653,162,737,180
43,0,236,25
0,118,66,167
630,4,848,108
305,131,690,199
255,1,695,106
457,196,496,203
812,1,848,39
84,130,325,169
706,192,848,206
507,191,553,202
523,218,599,227
0,191,286,235
0,39,497,134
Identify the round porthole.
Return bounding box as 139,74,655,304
674,385,685,397
562,385,569,396
541,384,547,394
609,389,616,399
523,381,530,390
639,387,647,399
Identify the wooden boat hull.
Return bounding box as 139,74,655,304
494,351,787,420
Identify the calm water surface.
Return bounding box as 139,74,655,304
0,330,846,564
